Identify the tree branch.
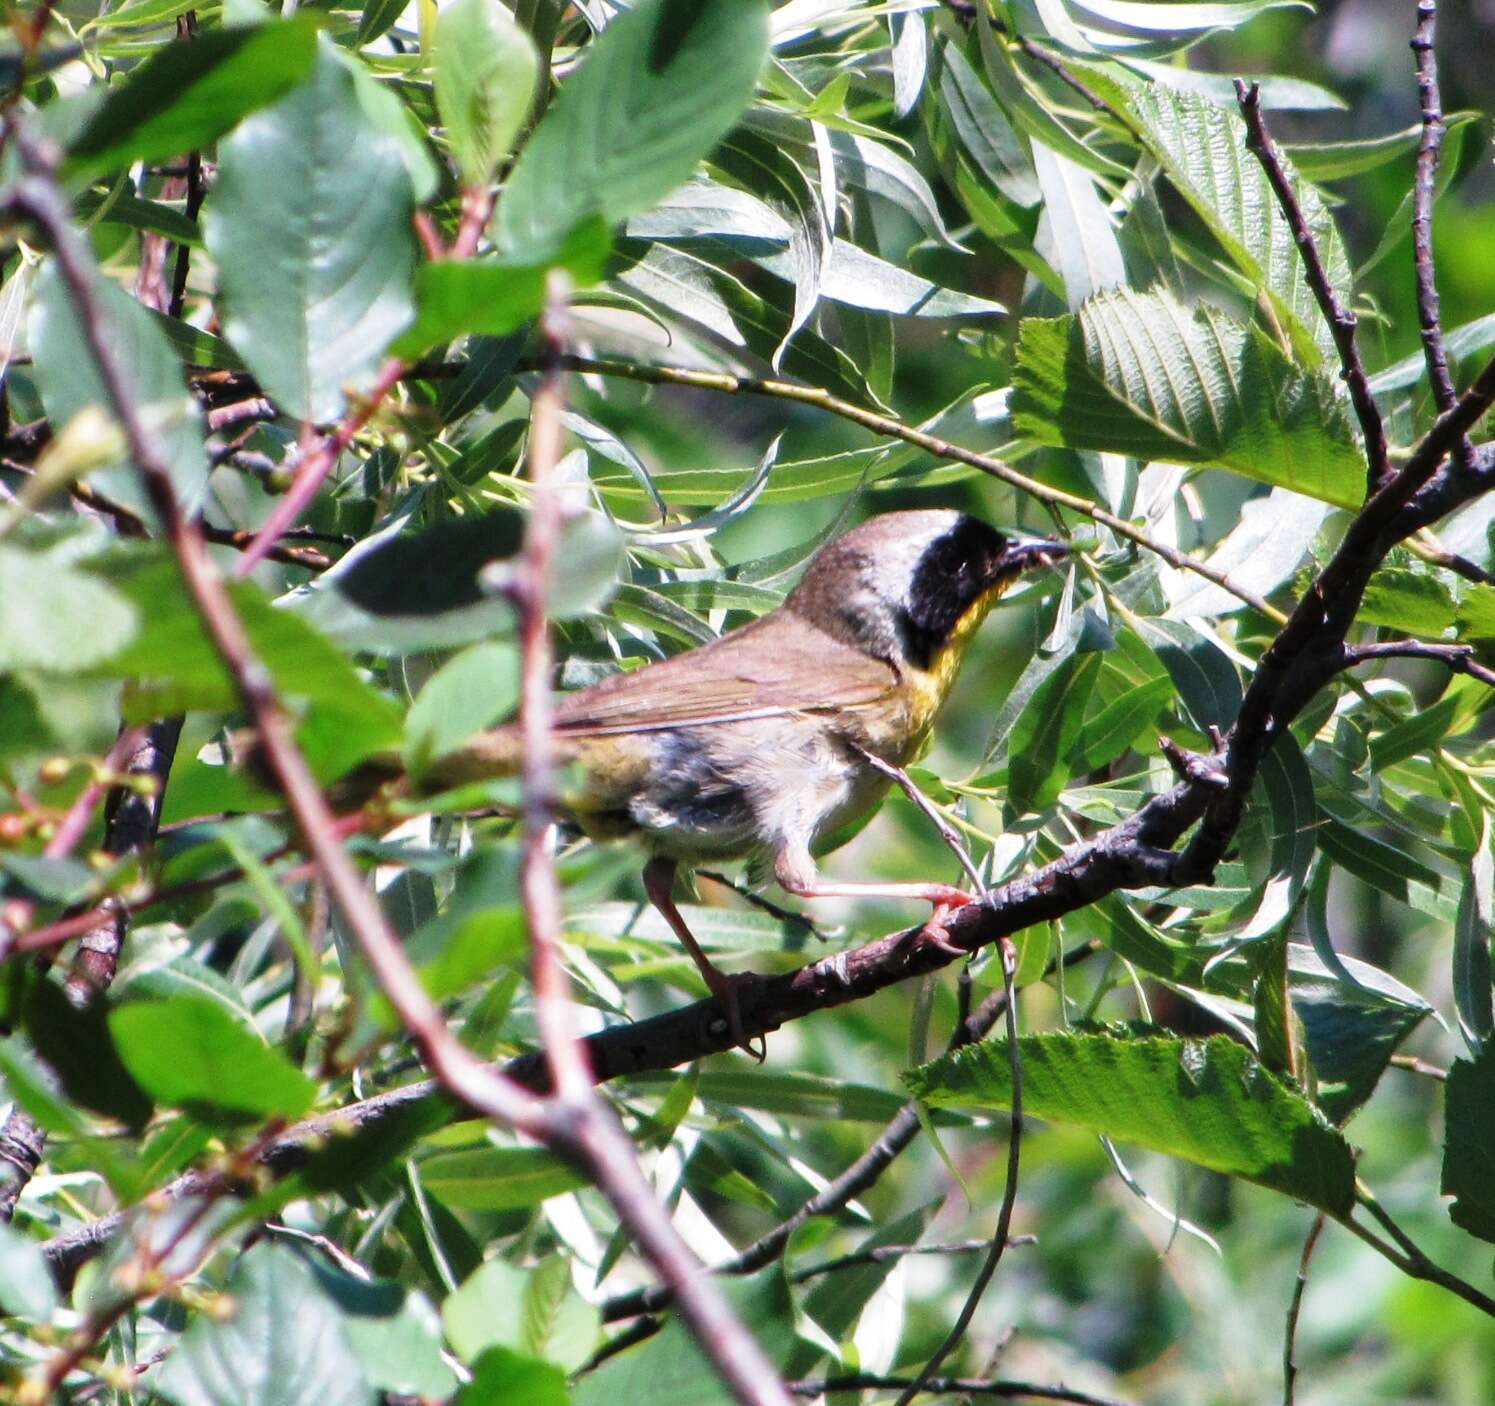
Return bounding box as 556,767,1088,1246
787,1375,1136,1406
1234,80,1389,497
1409,0,1461,438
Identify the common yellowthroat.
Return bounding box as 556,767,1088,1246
429,509,1065,1049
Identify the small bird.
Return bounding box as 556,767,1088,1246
431,509,1066,1052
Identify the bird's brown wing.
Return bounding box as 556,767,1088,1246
553,611,898,737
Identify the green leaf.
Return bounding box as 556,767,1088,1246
108,995,317,1125
392,217,611,357
1071,0,1309,32
308,1266,456,1399
444,1256,600,1374
405,640,520,777
30,258,209,527
64,20,320,182
419,1145,588,1211
906,1032,1356,1216
90,553,402,752
1124,83,1350,363
573,1269,795,1406
1358,569,1456,635
1073,672,1171,770
1453,815,1494,1053
497,0,770,251
1012,288,1365,508
1290,945,1431,1124
1370,310,1495,398
0,1224,58,1320
1441,1042,1495,1243
22,977,153,1131
0,543,137,671
1285,112,1480,182
457,1349,570,1406
1006,649,1103,815
204,37,416,422
934,39,1039,207
286,507,621,654
154,1243,375,1406
435,0,540,185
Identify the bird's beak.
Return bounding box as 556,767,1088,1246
992,537,1069,583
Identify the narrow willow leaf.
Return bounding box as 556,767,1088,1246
1441,1043,1495,1243
204,38,415,422
906,1032,1356,1216
497,0,769,251
891,10,927,118
435,0,539,185
936,38,1039,207
1032,139,1125,310
1286,111,1480,182
1369,310,1495,397
1006,649,1103,816
1164,490,1331,619
1453,816,1495,1054
1124,83,1349,363
1070,0,1308,31
419,1146,588,1210
758,236,1005,318
1140,618,1241,732
1012,287,1365,507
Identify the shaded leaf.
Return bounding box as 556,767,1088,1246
435,0,539,185
154,1243,374,1406
1441,1042,1495,1243
907,1032,1356,1216
64,20,319,182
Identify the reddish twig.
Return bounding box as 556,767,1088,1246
1234,80,1389,497
232,358,406,577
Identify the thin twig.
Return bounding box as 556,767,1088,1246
1234,81,1389,497
1343,640,1495,690
515,273,592,1101
895,937,1024,1406
4,133,792,1406
855,746,986,891
1410,0,1462,442
517,355,1280,618
1282,1212,1325,1406
788,1375,1137,1406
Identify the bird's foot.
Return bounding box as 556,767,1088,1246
704,968,767,1063
915,885,975,957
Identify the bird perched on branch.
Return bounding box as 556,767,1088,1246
424,509,1066,1055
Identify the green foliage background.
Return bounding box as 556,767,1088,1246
0,0,1493,1403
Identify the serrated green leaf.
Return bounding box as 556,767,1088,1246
1358,569,1456,635
204,37,415,422
1012,288,1365,507
907,1032,1355,1215
1124,82,1349,363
